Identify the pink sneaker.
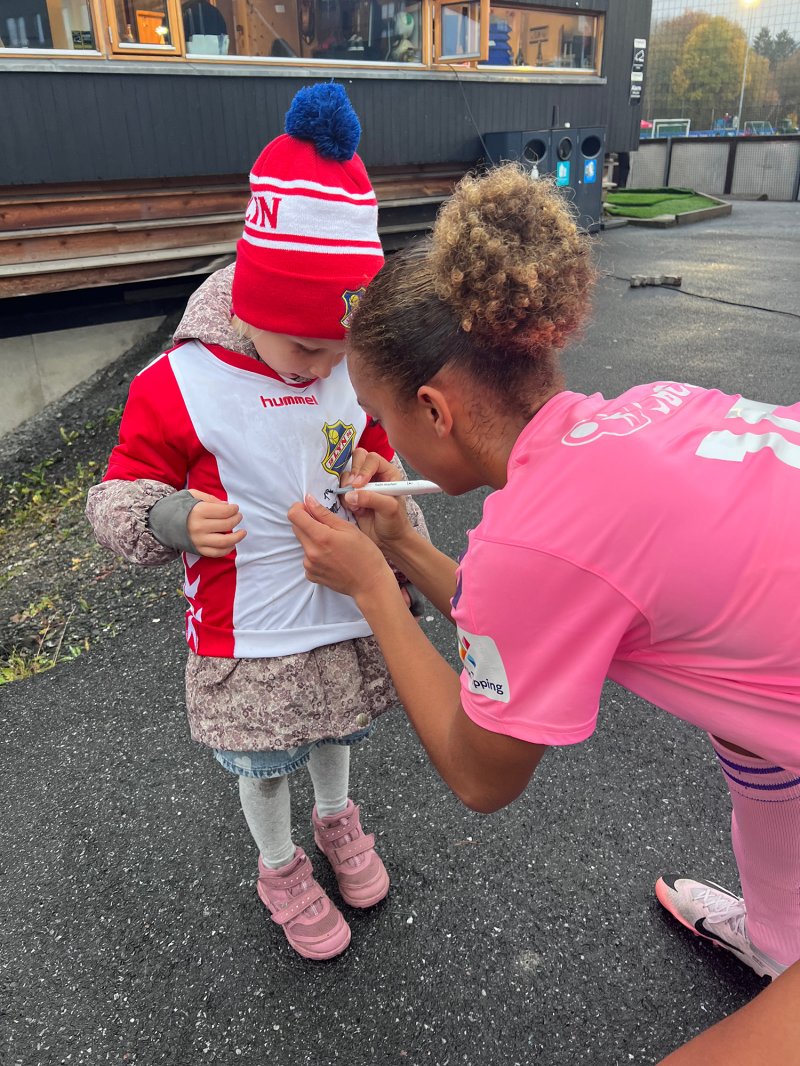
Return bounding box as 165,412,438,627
257,847,351,960
312,800,390,908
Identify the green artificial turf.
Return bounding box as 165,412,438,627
605,187,718,219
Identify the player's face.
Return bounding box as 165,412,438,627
252,331,346,382
348,349,479,496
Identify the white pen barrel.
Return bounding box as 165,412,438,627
334,480,442,497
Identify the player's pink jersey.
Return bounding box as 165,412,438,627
452,383,800,772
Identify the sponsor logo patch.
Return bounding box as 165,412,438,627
321,420,356,477
456,627,510,703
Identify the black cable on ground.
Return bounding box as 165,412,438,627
607,274,800,322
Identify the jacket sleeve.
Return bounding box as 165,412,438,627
86,356,195,566
86,478,182,566
356,418,395,462
104,359,193,486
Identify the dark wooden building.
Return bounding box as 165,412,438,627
0,0,651,297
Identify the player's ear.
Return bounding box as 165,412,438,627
416,384,453,439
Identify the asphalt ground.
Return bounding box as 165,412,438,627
2,202,799,1066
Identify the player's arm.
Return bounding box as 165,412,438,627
291,496,640,812
658,960,800,1065
347,440,435,614
339,449,459,621
350,561,544,811
289,496,544,812
377,523,459,623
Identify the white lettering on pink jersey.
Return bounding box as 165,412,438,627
562,382,698,446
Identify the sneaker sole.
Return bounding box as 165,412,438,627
654,877,778,980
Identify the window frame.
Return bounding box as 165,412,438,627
194,0,431,68
102,0,184,55
432,0,489,65
0,0,106,56
478,5,604,76
0,0,606,73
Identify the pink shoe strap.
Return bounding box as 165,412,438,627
328,833,376,864
261,865,315,891
267,884,326,926
316,805,365,843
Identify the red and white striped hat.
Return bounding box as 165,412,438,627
231,83,384,340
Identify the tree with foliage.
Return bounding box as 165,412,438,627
776,51,800,118
643,11,710,118
746,53,778,117
753,27,797,72
672,16,771,120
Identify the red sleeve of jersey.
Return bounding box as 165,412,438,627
104,353,196,487
356,418,394,462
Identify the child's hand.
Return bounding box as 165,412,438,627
187,490,247,558
338,449,413,551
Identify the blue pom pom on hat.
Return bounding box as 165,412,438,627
232,82,384,340
284,82,361,161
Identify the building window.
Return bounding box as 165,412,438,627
439,0,482,61
227,0,422,62
183,0,229,53
1,0,97,49
106,0,181,50
482,7,602,72
1,0,603,67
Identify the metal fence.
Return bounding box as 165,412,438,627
645,1,800,136
630,135,800,199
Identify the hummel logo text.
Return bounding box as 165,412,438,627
261,395,319,408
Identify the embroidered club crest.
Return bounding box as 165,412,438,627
321,420,356,476
340,287,365,329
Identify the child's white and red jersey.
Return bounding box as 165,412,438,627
104,340,393,659
452,382,800,772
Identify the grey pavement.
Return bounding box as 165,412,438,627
2,203,799,1066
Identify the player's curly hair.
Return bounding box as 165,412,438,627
349,164,596,408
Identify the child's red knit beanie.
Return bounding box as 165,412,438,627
231,83,384,340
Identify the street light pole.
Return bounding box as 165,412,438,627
736,0,761,131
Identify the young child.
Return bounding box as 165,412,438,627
86,83,427,961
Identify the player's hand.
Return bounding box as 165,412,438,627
187,489,247,558
338,449,414,551
288,495,396,602
340,447,397,491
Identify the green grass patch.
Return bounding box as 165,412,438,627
0,406,125,682
0,459,102,533
0,601,89,685
605,187,719,219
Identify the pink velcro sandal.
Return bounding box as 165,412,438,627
257,847,351,960
312,800,390,908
